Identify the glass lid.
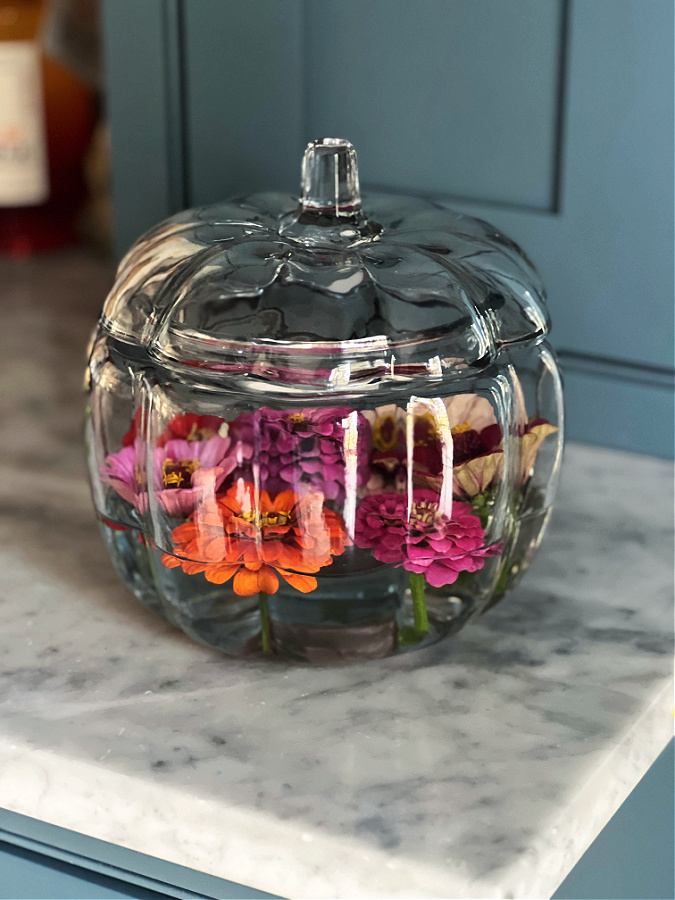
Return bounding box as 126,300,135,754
101,138,549,389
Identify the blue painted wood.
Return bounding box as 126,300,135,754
450,0,674,370
0,810,281,900
101,0,185,259
100,0,674,455
305,0,563,211
559,355,674,458
182,0,304,204
0,841,166,899
552,739,675,900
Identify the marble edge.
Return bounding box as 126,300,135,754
501,677,674,899
0,735,469,900
0,678,672,900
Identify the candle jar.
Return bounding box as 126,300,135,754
85,139,563,663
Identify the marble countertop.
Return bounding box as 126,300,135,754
0,251,672,899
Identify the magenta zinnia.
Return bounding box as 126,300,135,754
354,489,497,588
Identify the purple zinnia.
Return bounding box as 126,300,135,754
228,407,371,503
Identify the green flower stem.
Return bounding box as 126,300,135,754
258,592,271,654
408,572,429,635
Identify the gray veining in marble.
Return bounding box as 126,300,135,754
0,253,672,899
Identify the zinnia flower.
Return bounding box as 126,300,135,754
444,394,497,434
100,443,140,507
121,408,144,447
150,435,243,516
365,405,443,487
156,412,227,447
363,404,468,494
451,418,558,499
520,419,559,481
122,411,227,449
162,481,351,595
101,432,248,516
444,389,558,496
354,489,496,588
228,407,370,503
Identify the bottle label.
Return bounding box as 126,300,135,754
0,40,49,206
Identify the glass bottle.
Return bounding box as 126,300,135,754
0,0,96,256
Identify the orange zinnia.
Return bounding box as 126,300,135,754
162,481,350,596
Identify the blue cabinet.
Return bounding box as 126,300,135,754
102,0,674,458
0,812,279,899
0,842,165,899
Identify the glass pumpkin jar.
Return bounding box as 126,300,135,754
85,138,563,664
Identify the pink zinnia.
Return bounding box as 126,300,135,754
100,444,139,507
275,407,370,503
101,434,249,516
354,489,496,588
151,436,244,516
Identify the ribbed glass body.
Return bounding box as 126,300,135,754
85,140,563,663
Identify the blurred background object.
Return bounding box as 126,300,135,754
41,0,100,86
0,0,109,256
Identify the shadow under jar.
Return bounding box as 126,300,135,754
85,138,564,664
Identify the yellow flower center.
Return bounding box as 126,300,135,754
241,510,292,528
451,420,472,435
410,498,439,527
288,413,306,424
373,414,398,452
162,458,201,489
413,412,439,446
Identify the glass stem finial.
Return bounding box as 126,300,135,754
301,138,362,217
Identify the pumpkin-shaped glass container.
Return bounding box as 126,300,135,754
85,139,563,663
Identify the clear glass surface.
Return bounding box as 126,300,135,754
85,139,564,663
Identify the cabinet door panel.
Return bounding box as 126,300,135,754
451,0,674,370
305,0,563,211
103,0,674,455
101,0,180,249
184,0,304,201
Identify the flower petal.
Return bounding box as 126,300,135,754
453,451,503,498
277,569,318,593
257,565,279,595
204,563,239,584
182,560,210,576
232,567,262,595
161,554,182,568
272,489,298,511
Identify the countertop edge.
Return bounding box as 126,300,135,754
0,676,672,900
504,677,674,899
0,735,469,899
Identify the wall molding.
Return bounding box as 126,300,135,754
557,350,675,391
